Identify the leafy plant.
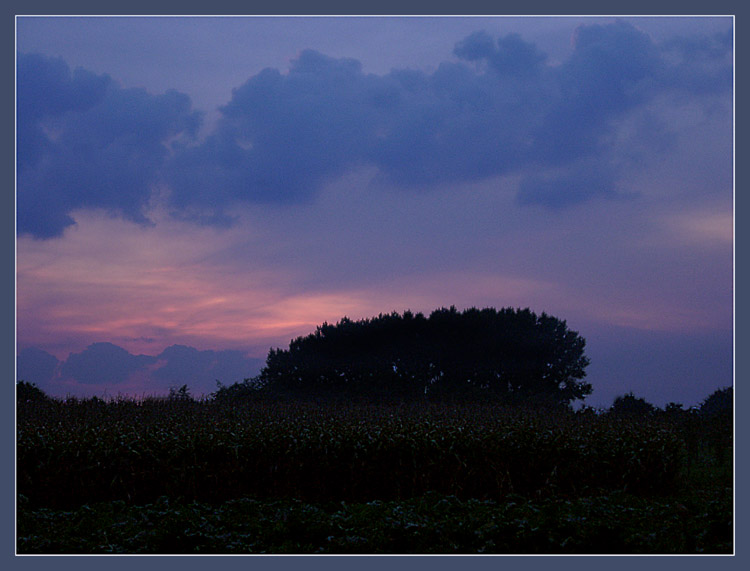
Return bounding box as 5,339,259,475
16,380,49,403
608,392,655,418
168,384,192,401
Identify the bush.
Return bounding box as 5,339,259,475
608,393,655,418
212,378,264,402
16,381,49,403
699,387,732,418
168,385,193,401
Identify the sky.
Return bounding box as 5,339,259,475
15,16,734,407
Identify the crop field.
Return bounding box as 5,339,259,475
16,397,733,554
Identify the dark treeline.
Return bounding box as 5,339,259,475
218,306,592,407
15,378,733,417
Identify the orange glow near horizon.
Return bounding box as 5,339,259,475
16,203,732,361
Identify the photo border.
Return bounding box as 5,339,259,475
4,1,744,570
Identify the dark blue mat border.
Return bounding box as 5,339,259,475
4,1,744,570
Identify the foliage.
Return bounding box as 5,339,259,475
211,378,264,402
259,307,591,406
168,384,192,401
697,386,733,470
16,388,733,554
608,392,656,418
17,488,732,554
16,380,49,403
662,402,686,416
18,398,687,510
699,386,732,418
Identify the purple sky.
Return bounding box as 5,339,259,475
15,16,733,407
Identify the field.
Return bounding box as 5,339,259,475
16,396,733,554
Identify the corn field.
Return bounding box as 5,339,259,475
16,396,732,553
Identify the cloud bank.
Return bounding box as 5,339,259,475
17,21,733,239
17,343,264,398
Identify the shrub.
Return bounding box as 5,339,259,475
16,381,49,403
608,393,655,418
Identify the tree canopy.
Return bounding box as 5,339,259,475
16,380,49,403
608,392,656,417
258,306,591,406
699,386,732,418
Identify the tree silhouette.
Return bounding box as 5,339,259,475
699,386,732,418
698,386,732,467
168,384,193,401
16,380,49,403
259,306,591,406
608,392,655,417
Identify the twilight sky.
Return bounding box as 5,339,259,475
15,16,733,407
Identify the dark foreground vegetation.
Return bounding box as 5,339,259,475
17,383,732,554
16,307,732,553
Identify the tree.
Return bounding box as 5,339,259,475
168,384,192,401
258,306,591,406
608,392,656,417
699,386,732,418
659,401,688,422
212,378,264,401
16,380,49,403
698,386,732,467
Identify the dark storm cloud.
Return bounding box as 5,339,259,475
166,50,382,212
17,22,733,236
526,22,662,164
17,53,110,173
164,37,550,206
164,20,730,214
17,53,202,239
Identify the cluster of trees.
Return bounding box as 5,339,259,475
18,377,733,419
16,303,733,418
16,380,49,403
252,306,591,406
603,387,733,419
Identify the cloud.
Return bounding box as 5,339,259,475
22,341,264,397
526,21,663,167
658,28,733,94
454,30,547,77
16,53,110,173
17,347,60,387
164,38,549,204
151,345,263,387
163,20,731,214
17,21,732,237
165,50,382,212
516,158,621,207
17,53,202,239
61,342,156,385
